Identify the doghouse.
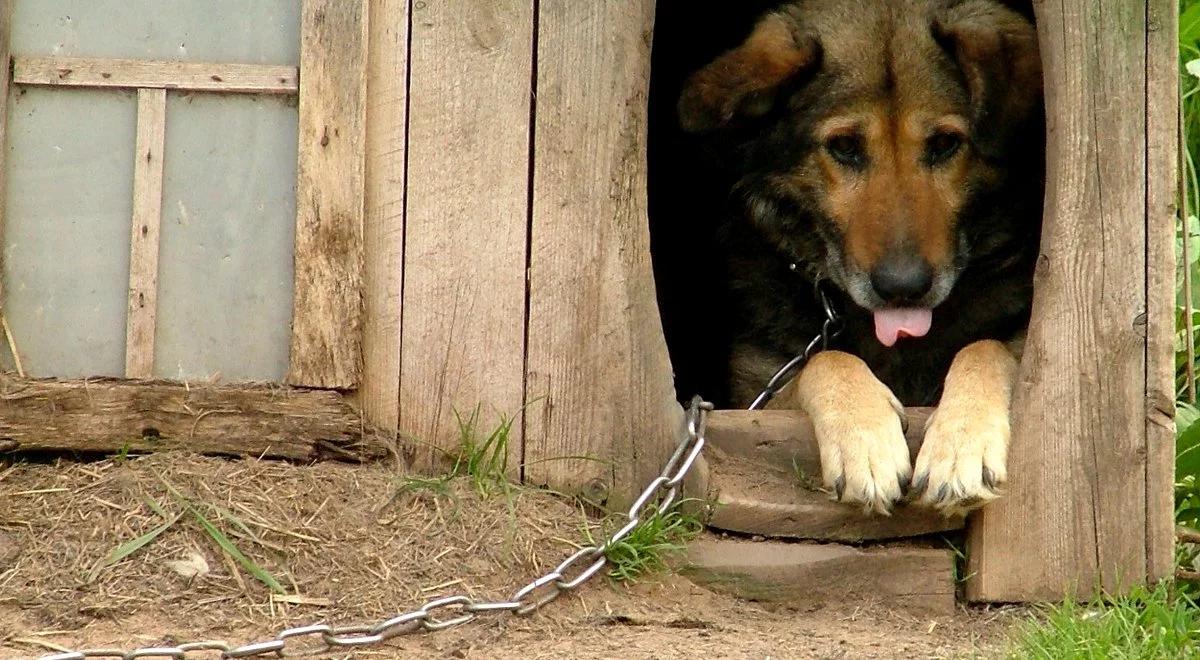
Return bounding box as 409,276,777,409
0,0,1178,607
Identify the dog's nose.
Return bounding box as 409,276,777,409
870,254,934,303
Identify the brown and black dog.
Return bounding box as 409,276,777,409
671,0,1043,516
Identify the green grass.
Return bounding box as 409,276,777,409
585,503,703,584
1007,585,1200,659
391,405,516,505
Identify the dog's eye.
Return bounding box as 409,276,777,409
824,135,866,168
925,132,963,165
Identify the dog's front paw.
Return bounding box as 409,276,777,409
800,353,912,515
911,399,1009,516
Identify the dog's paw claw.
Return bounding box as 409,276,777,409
982,465,1000,490
812,406,911,516
912,403,1008,516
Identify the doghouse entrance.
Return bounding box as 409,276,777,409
646,0,1175,606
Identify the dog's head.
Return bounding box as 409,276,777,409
679,0,1042,346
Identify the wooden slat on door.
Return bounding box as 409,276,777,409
360,0,409,434
524,0,684,506
398,1,534,471
125,88,168,379
289,0,369,389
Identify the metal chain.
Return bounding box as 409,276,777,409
748,280,843,410
37,397,714,660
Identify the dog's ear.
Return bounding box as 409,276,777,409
678,13,821,133
934,1,1042,157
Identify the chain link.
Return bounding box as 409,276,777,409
748,281,842,410
37,397,713,660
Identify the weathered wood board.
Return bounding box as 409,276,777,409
1144,0,1180,584
125,88,167,380
684,537,956,615
12,57,298,94
398,0,533,473
289,0,369,389
702,409,963,542
359,0,408,436
524,0,684,507
966,0,1172,601
0,375,381,462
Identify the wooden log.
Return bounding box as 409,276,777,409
1144,0,1180,583
12,57,299,94
359,0,408,435
289,0,368,389
125,88,167,380
683,537,956,615
0,375,382,462
398,0,533,473
524,0,685,508
967,0,1160,601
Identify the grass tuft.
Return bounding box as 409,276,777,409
1007,584,1200,659
587,504,703,583
449,406,515,497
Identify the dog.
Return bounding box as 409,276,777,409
675,0,1043,516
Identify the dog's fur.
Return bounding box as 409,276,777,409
671,0,1043,515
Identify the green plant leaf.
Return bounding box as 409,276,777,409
86,501,181,583
187,505,286,594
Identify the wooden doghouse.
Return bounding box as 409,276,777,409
0,0,1178,605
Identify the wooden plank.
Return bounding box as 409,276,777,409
398,0,533,471
124,88,167,379
1144,0,1179,583
0,0,12,307
289,0,369,388
0,375,382,462
684,537,956,615
12,57,298,94
707,408,933,470
967,0,1150,601
524,0,685,507
359,0,408,434
702,409,962,541
706,451,963,542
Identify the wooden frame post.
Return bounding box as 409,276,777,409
965,0,1177,601
524,0,684,507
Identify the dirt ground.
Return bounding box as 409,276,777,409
0,453,1019,659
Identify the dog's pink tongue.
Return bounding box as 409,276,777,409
873,308,933,347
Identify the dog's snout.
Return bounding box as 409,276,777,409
870,254,934,303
